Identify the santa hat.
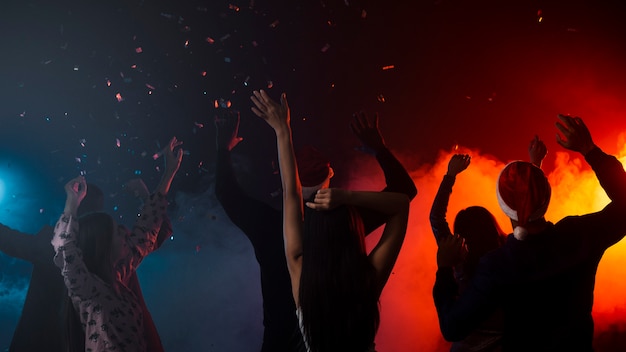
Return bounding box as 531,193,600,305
496,161,551,239
296,145,332,187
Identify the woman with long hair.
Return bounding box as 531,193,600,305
52,137,182,352
251,89,410,352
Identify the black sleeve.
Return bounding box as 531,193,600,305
361,147,418,235
0,223,47,263
215,149,281,238
429,175,456,242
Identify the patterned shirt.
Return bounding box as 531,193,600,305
52,193,167,352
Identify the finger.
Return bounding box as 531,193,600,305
305,202,322,210
251,107,264,118
250,95,266,112
555,133,566,147
373,113,380,129
555,120,570,137
259,90,275,106
280,93,289,111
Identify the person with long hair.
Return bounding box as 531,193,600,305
430,153,508,351
52,136,183,352
250,89,411,352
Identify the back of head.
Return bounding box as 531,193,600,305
454,206,507,277
300,205,379,351
296,145,332,199
497,161,551,238
77,183,104,217
77,212,115,284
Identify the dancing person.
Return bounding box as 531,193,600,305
434,115,626,351
52,136,183,352
250,89,411,352
430,153,507,351
214,106,416,351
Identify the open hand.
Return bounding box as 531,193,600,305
250,90,290,132
555,114,595,155
350,112,385,155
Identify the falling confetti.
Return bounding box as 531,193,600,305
382,65,395,70
115,93,124,102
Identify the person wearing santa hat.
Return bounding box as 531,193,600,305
214,106,416,352
433,114,626,351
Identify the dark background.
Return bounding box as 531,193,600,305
2,0,626,351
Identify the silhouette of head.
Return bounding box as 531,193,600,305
497,161,551,238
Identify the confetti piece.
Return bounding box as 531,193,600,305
39,209,44,214
382,65,395,70
320,43,331,52
224,57,231,63
134,170,142,175
79,139,86,147
135,47,143,53
145,83,155,90
229,4,240,11
184,40,190,48
206,37,215,44
269,20,280,28
116,93,124,102
267,80,274,89
377,94,386,103
106,79,111,87
75,157,82,163
116,138,121,147
220,34,231,42
19,111,25,117
73,66,79,71
194,122,204,128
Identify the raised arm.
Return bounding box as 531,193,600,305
307,188,409,294
429,154,470,242
351,112,417,234
51,176,106,300
251,89,303,304
155,136,183,196
0,224,41,263
214,110,282,235
528,135,547,168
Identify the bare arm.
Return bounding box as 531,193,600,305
251,90,303,305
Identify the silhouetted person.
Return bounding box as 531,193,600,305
434,115,626,351
430,153,507,352
250,89,412,352
215,101,416,351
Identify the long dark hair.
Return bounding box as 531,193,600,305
64,211,116,352
453,206,506,278
299,205,380,352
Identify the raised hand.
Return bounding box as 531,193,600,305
446,154,471,177
436,234,467,268
156,136,184,195
305,188,347,211
64,175,87,216
528,135,547,168
350,112,385,155
215,110,243,152
555,114,596,155
164,136,184,175
250,90,290,132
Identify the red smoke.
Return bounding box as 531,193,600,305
348,135,626,351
